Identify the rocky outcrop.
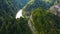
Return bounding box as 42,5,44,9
50,3,60,17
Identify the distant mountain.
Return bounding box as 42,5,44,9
23,0,57,11
22,0,57,17
0,0,29,18
11,0,29,9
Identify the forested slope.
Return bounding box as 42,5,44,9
0,0,29,18
32,8,60,34
0,0,60,34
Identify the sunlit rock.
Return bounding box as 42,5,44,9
16,9,23,19
50,3,60,17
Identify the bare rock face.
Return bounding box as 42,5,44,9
50,3,60,17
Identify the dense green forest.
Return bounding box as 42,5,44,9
0,17,32,34
0,0,60,34
32,8,60,34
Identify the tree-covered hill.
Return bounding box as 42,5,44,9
0,0,29,18
22,0,58,17
0,17,32,34
0,0,60,34
31,8,60,34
